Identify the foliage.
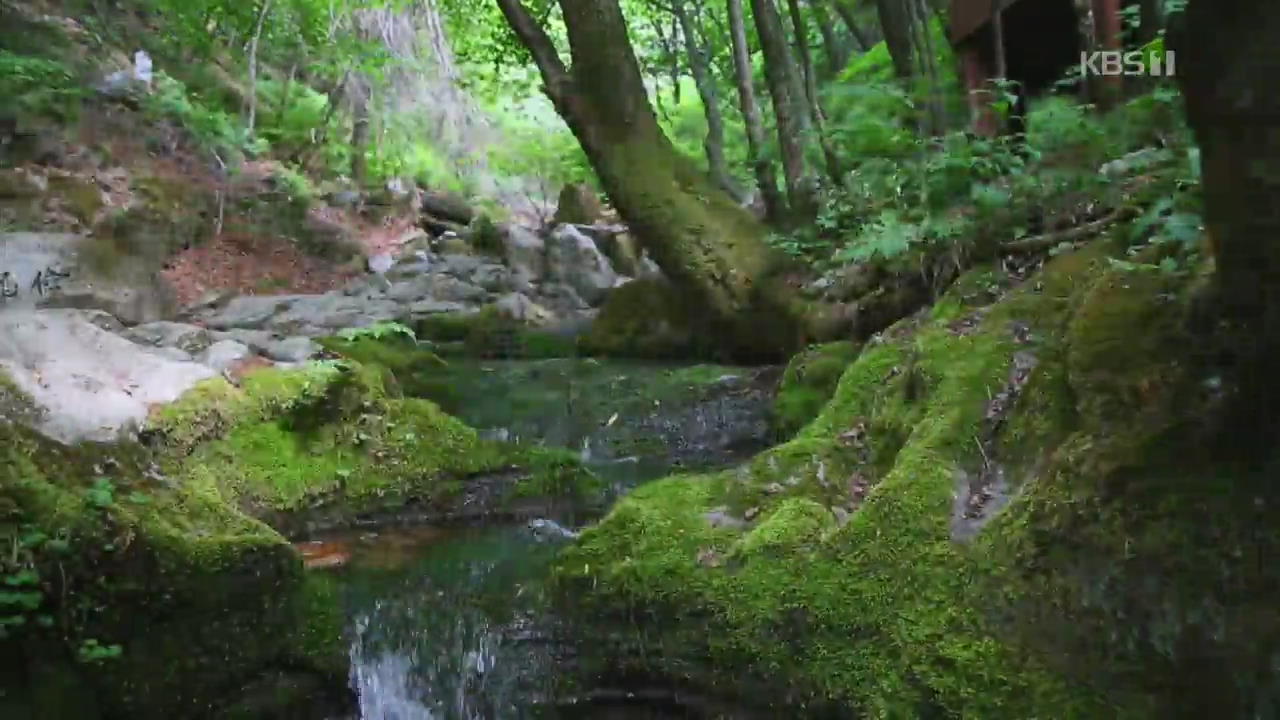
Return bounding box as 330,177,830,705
337,321,418,344
0,51,81,120
142,72,247,157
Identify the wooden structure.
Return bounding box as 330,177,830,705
950,0,1124,135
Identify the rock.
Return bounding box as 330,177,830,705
124,321,216,355
502,225,547,280
385,275,487,305
434,253,484,279
0,309,216,443
367,252,394,275
471,263,515,293
0,168,48,198
538,282,591,315
197,293,404,336
47,173,109,225
704,507,749,530
494,292,555,325
265,336,319,363
420,190,474,225
526,518,580,542
406,299,470,316
552,183,604,226
197,339,253,372
437,234,472,255
546,224,619,307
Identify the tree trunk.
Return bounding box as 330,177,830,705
727,0,788,222
674,2,741,199
751,0,817,218
1174,0,1280,335
497,0,804,359
833,0,873,51
1137,0,1161,44
812,0,849,76
245,0,274,136
909,0,946,134
786,0,842,183
350,86,370,185
876,0,917,80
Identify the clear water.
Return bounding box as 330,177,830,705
316,359,777,719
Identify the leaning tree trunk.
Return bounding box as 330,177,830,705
812,0,850,76
751,0,818,219
727,0,788,222
673,1,742,200
497,0,804,359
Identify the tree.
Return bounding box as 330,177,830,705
727,0,788,221
750,0,818,219
671,0,741,199
786,0,842,183
496,0,803,359
874,0,916,80
1175,0,1280,333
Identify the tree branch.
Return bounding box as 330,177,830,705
495,0,571,104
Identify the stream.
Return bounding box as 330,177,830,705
298,358,779,719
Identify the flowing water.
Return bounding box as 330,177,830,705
308,359,779,719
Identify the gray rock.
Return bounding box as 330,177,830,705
407,299,470,316
198,293,404,337
434,254,484,279
264,336,319,363
0,308,215,443
494,292,555,325
471,263,515,293
197,339,252,372
704,507,749,530
546,224,619,307
502,225,547,280
538,282,590,315
0,168,48,198
125,321,215,354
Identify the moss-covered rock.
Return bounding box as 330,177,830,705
771,341,862,439
552,245,1276,715
151,360,600,533
0,419,349,720
413,307,578,360
579,277,709,360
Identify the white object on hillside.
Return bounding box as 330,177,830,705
134,50,153,87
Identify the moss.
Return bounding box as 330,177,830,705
579,277,708,360
772,341,862,439
553,258,1123,716
0,417,346,720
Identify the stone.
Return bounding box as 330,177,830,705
197,339,253,372
419,190,474,225
0,168,48,198
502,225,547,280
471,263,515,293
434,253,484,279
545,224,619,307
0,309,216,443
494,292,556,325
124,321,216,355
704,507,749,530
437,234,472,255
551,183,604,226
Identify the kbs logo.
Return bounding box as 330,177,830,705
1080,50,1176,77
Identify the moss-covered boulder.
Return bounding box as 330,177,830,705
412,308,578,360
0,419,349,720
771,341,862,439
578,277,708,360
552,243,1280,716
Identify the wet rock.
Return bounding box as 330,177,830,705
546,224,619,307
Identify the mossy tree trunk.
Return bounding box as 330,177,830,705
496,0,804,359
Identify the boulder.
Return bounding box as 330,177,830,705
502,225,547,280
197,339,253,372
420,190,474,225
0,308,216,443
124,321,216,355
551,183,604,226
545,224,619,307
0,168,48,198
